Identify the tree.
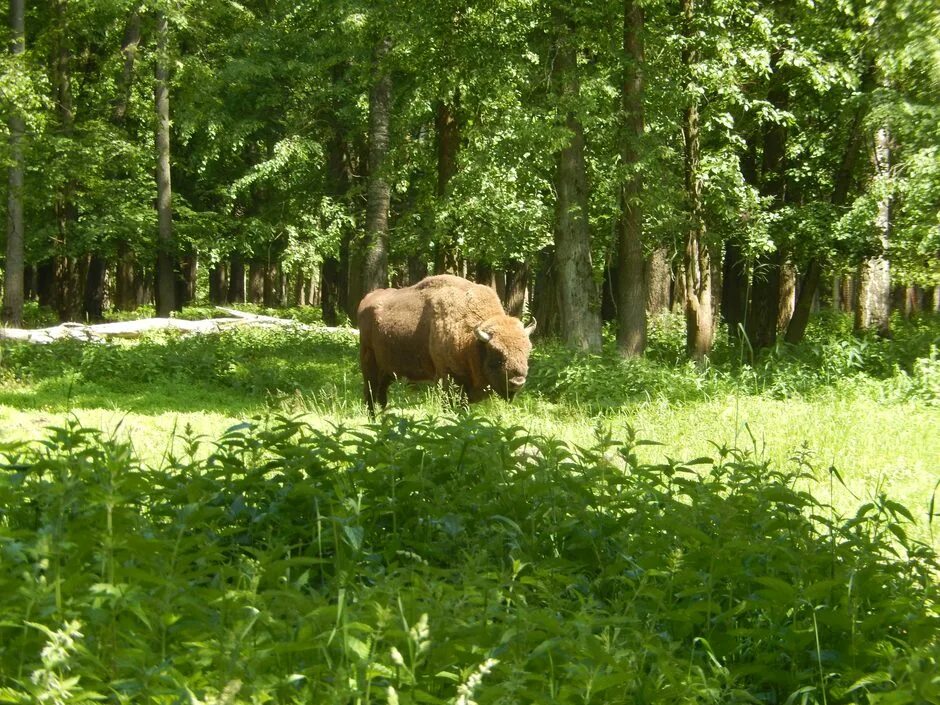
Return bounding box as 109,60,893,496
2,0,26,326
154,8,175,316
551,9,602,352
360,35,393,298
680,0,713,360
616,0,647,357
855,125,892,335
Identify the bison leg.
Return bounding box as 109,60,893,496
360,346,387,418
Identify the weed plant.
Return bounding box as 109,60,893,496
529,312,940,408
0,414,937,703
3,311,938,411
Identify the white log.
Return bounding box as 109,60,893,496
0,311,357,344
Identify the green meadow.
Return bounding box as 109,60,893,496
0,310,938,703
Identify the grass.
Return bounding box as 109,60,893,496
0,308,938,703
2,310,937,534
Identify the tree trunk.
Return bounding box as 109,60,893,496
855,126,892,337
532,248,561,339
746,58,788,352
115,247,137,311
209,263,228,304
2,0,26,325
777,260,796,332
50,0,82,322
503,260,529,318
154,10,175,316
228,255,245,303
292,270,307,306
361,36,392,296
681,0,713,360
263,262,280,307
320,258,342,325
645,246,671,315
175,254,196,310
110,7,142,314
841,276,855,313
552,26,602,352
83,255,107,322
434,96,461,274
37,261,55,309
721,240,748,337
322,92,354,324
616,0,647,357
247,260,265,304
786,64,873,344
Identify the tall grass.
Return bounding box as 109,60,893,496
0,414,937,703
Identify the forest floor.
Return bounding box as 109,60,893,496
2,308,938,545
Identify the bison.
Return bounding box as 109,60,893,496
357,274,536,415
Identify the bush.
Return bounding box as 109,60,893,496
0,415,936,703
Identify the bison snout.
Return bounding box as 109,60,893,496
508,375,527,390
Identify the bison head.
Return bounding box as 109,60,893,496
474,315,536,400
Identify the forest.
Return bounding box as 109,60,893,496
0,0,937,347
1,0,939,703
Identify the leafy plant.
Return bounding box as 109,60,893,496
0,413,936,703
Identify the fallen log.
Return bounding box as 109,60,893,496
0,309,356,344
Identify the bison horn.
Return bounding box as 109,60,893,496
475,326,492,343
524,318,537,337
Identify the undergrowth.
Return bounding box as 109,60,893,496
3,311,938,411
0,414,937,703
529,312,940,407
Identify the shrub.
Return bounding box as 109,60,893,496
0,415,936,704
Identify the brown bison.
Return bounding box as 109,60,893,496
357,274,536,414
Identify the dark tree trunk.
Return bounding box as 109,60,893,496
228,255,245,303
361,36,392,296
434,95,461,274
320,257,342,325
745,58,788,352
209,263,228,304
292,271,307,307
135,269,149,307
552,22,602,352
2,0,26,325
407,255,429,285
601,263,618,323
721,240,748,337
24,265,35,301
503,260,529,318
247,260,265,304
786,64,873,344
724,138,757,337
174,254,196,310
37,261,55,308
115,243,138,310
154,10,175,316
532,248,561,339
321,89,354,323
263,262,280,307
616,0,646,357
50,0,82,322
109,7,142,314
681,0,713,360
82,255,107,321
113,8,140,123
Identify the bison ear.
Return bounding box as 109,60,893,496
524,318,537,337
474,326,492,343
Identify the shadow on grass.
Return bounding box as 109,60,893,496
0,327,364,416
